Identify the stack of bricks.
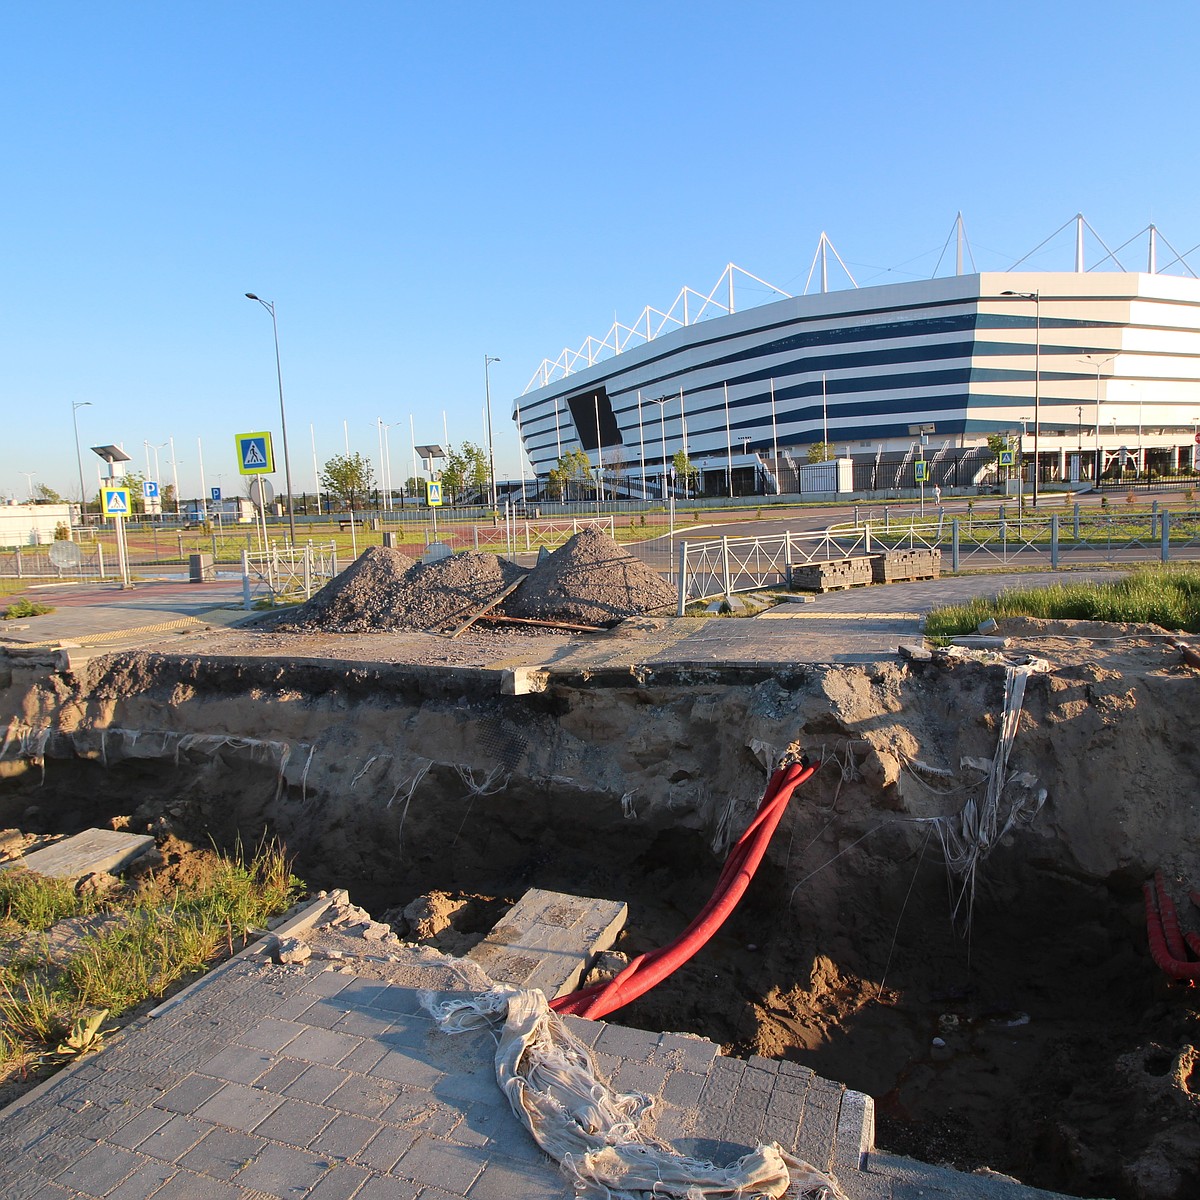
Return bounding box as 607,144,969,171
868,549,942,583
790,557,874,593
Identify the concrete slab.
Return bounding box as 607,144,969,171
11,827,155,878
467,887,627,998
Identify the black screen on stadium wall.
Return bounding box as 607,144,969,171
565,388,623,451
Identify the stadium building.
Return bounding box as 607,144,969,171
511,224,1200,498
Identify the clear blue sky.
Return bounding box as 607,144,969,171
3,1,1198,502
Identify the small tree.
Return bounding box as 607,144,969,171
33,482,64,504
671,449,699,497
807,442,835,464
320,452,374,511
555,449,593,500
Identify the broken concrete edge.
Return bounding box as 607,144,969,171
833,1089,875,1171
145,888,349,1019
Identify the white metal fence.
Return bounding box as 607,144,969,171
241,543,339,609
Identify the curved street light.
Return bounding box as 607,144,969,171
245,294,297,546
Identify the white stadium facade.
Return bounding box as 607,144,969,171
510,225,1200,499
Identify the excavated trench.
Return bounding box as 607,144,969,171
1,643,1199,1200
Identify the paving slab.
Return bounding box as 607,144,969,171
466,886,627,998
9,828,155,878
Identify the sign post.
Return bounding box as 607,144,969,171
235,432,275,552
426,479,442,542
914,459,928,515
102,486,133,588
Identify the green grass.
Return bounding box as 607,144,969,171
0,598,55,619
0,840,303,1065
925,564,1200,639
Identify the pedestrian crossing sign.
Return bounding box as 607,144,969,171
914,460,929,483
998,449,1015,467
235,431,274,475
426,481,443,507
102,487,131,518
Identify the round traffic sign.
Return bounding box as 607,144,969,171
49,541,83,569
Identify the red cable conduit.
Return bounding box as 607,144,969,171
1154,871,1189,962
550,758,817,1021
1143,880,1200,981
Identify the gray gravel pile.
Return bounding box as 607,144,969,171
503,526,674,626
277,546,527,632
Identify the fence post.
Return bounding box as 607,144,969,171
785,531,793,589
721,536,732,598
1162,509,1171,562
525,521,531,551
1073,502,1080,540
884,505,890,531
1050,514,1059,569
952,518,960,572
241,549,252,610
97,542,105,580
854,504,859,527
473,526,479,551
1151,500,1158,540
676,541,688,617
864,521,872,554
303,546,312,597
15,546,22,578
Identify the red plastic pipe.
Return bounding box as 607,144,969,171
551,759,817,1020
1143,881,1200,981
1154,872,1189,962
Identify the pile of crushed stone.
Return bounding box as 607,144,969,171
275,546,527,632
505,526,675,627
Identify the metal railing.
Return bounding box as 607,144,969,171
422,515,616,557
676,504,1200,609
241,543,339,609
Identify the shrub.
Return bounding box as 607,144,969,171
1,599,54,620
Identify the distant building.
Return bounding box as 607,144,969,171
0,502,73,547
513,268,1200,496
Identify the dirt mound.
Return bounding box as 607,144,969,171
504,526,675,626
276,546,527,632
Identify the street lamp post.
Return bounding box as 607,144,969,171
1081,354,1116,483
484,355,500,511
71,401,92,521
245,294,297,546
1003,290,1041,505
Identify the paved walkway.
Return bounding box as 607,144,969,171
1,570,1125,667
0,896,1069,1200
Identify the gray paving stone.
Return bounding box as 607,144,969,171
656,1032,721,1074
611,1058,668,1096
155,1074,226,1114
350,1174,421,1200
354,1125,419,1172
304,1161,372,1200
193,1083,283,1134
239,1018,306,1053
310,1113,382,1159
393,1138,488,1192
281,1027,363,1066
465,1153,565,1199
230,1141,331,1195
330,1007,393,1039
297,969,357,999
146,1167,252,1198
213,1048,287,1087
52,1143,143,1194
369,1048,443,1089
254,1057,311,1095
594,1023,659,1061
178,1127,266,1181
252,1097,334,1147
135,1113,211,1160
280,1062,356,1103
661,1069,706,1108
337,1037,391,1075
379,1093,461,1138
105,1108,173,1150
104,1160,177,1200
326,1074,399,1118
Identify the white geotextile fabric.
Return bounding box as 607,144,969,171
423,984,847,1200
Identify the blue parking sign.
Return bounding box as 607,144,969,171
211,487,222,502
